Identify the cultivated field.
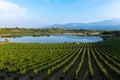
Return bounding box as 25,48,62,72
0,37,120,80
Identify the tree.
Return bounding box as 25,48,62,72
5,38,10,43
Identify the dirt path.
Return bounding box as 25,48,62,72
90,49,105,80
64,49,83,80
33,70,47,80
78,49,90,80
93,48,120,80
48,48,80,80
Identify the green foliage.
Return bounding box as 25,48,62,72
46,69,51,77
87,47,94,79
14,76,19,80
33,68,39,75
0,75,5,80
90,45,111,80
0,36,120,79
19,69,26,75
75,44,86,79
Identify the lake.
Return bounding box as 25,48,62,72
0,35,103,43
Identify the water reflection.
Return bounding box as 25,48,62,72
0,35,103,43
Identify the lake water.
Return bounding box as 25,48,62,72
0,35,103,43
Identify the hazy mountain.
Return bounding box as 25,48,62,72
45,19,120,30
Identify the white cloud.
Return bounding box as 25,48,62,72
105,2,120,18
84,1,120,22
0,0,29,20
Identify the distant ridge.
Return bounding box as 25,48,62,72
44,19,120,30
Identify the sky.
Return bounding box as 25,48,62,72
0,0,120,27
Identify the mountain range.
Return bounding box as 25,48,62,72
44,19,120,30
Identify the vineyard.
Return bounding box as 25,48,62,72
0,37,120,80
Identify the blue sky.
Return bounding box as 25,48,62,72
0,0,120,27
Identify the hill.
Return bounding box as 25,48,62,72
45,19,120,30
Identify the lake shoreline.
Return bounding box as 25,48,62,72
0,32,101,37
0,34,103,43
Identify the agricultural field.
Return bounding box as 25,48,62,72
0,37,120,80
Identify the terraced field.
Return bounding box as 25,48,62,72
0,37,120,80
